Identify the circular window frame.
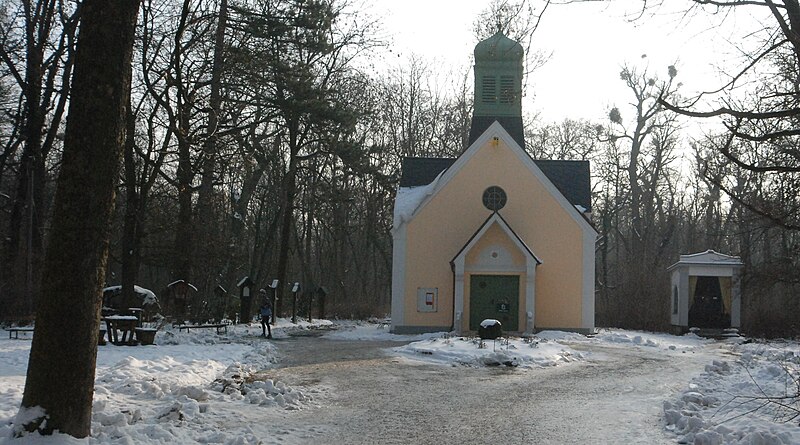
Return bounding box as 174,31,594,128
482,186,507,211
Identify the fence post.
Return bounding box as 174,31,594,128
291,282,299,324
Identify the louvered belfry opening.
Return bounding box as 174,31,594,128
482,76,497,103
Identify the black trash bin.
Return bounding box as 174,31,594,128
478,319,502,339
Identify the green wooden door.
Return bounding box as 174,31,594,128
469,275,519,331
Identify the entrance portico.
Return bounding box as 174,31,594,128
451,212,539,335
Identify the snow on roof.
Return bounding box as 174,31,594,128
136,286,158,305
167,280,199,291
667,249,744,271
102,285,158,305
392,169,445,230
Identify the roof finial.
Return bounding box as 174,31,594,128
496,21,502,34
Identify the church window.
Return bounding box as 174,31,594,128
482,186,507,211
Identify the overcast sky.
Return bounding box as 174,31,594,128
367,1,760,124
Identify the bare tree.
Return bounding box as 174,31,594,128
374,57,471,160
657,0,800,231
595,62,683,329
0,0,79,317
527,118,600,160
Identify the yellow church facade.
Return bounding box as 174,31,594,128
391,123,597,334
391,31,597,334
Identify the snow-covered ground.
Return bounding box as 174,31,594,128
0,319,330,444
664,339,800,444
0,321,798,444
384,328,712,369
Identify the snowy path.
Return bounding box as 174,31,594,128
253,335,723,444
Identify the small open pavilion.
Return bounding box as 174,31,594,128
667,250,744,334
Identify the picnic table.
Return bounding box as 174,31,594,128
6,326,35,339
176,323,228,334
104,315,139,345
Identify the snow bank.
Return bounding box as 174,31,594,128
394,333,583,369
323,321,439,342
389,327,716,370
664,340,800,444
594,328,710,352
323,323,585,368
4,319,797,444
0,318,328,444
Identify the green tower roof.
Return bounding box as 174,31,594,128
474,31,523,62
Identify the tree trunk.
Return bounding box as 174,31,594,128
121,103,141,305
173,113,193,282
195,0,228,299
19,0,139,437
171,0,194,285
275,122,300,318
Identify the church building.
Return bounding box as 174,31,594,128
390,31,597,334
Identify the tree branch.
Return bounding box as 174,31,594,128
658,96,800,119
723,122,800,141
705,166,800,230
693,0,784,8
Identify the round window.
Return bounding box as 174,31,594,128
482,186,507,211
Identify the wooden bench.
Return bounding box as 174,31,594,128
134,327,157,345
6,326,110,344
6,327,35,339
177,323,228,335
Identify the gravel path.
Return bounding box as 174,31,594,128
253,333,720,444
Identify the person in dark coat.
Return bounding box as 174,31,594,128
259,288,272,338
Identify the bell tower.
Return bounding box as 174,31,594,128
468,31,525,148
